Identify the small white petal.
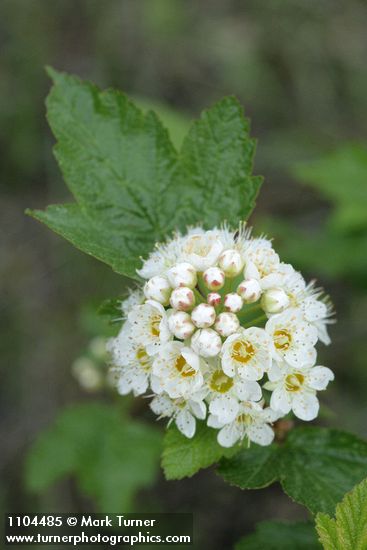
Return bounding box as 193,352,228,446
292,392,319,421
235,380,262,401
217,423,242,448
116,376,132,395
209,395,239,424
244,261,260,281
176,410,196,438
267,361,283,382
207,414,225,429
307,366,334,391
284,346,317,369
270,387,292,414
150,394,175,416
247,423,275,446
190,399,206,420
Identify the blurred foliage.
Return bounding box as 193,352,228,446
236,521,320,550
262,144,367,286
25,403,162,512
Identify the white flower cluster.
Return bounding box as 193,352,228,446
107,226,334,448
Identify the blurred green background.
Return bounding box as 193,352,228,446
1,1,366,548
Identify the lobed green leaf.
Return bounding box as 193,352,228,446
218,427,367,515
28,68,262,278
316,477,367,550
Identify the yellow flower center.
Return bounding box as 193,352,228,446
210,370,234,393
136,348,151,371
150,315,161,337
285,373,305,392
231,340,256,364
174,354,196,378
274,329,292,350
236,413,252,425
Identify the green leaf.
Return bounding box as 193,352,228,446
134,96,190,149
162,422,238,480
25,403,162,512
316,478,367,550
180,96,262,227
235,521,321,550
27,68,262,278
217,443,278,489
218,427,367,515
293,144,367,233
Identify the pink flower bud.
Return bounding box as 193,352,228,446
170,287,195,311
218,249,244,277
191,329,222,357
237,279,262,303
191,303,216,328
214,312,240,337
168,311,196,339
207,292,222,307
203,267,225,290
224,292,243,313
167,262,197,289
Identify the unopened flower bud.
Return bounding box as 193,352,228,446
237,279,262,304
168,311,195,339
224,292,243,313
144,276,171,305
167,262,197,289
207,292,221,307
261,287,290,313
203,267,225,290
219,249,244,277
214,312,240,337
191,303,216,328
191,328,222,357
170,287,195,311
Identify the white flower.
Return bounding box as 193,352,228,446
144,275,171,305
203,267,225,290
150,392,206,438
265,361,334,421
208,401,279,447
206,366,262,423
269,265,333,344
167,262,197,289
167,310,195,340
237,278,262,303
261,287,290,313
214,312,240,337
218,249,244,277
224,293,243,313
221,327,272,380
265,309,318,368
151,341,204,399
128,300,171,356
182,231,224,271
243,239,281,289
108,322,153,396
191,328,222,357
170,286,195,311
191,303,216,328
